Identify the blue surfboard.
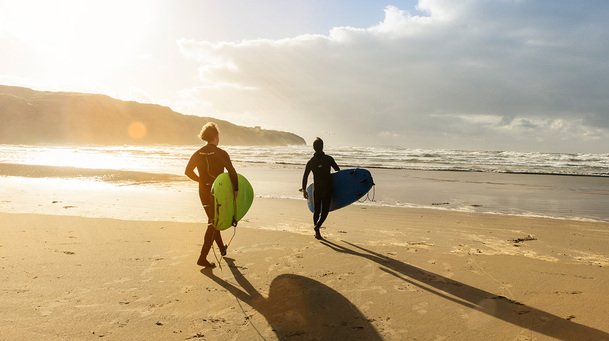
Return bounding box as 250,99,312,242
306,168,374,213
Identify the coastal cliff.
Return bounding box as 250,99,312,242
0,85,305,146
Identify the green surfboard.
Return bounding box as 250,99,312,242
211,173,254,230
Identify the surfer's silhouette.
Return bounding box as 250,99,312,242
320,239,609,340
301,137,340,240
185,122,239,268
202,258,382,340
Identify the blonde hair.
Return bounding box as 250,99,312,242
198,122,219,142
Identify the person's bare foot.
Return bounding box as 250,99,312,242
314,227,323,240
197,258,216,268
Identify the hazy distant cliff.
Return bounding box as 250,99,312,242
0,85,305,146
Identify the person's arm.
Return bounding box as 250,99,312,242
185,153,200,182
223,150,239,194
330,156,340,171
301,161,311,199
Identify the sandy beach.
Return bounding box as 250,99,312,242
2,197,609,340
3,0,609,339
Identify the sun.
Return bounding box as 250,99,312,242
1,0,158,86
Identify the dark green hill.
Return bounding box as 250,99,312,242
0,85,305,146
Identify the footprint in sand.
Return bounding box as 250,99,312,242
169,253,190,261
394,283,418,293
573,253,609,267
412,301,429,315
103,277,132,285
353,285,387,295
141,258,163,276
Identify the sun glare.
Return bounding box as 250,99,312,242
2,0,157,85
33,147,140,171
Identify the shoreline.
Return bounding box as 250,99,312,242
2,192,609,225
2,200,609,339
2,160,609,222
1,177,608,225
3,160,609,179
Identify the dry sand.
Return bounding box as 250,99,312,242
2,198,609,340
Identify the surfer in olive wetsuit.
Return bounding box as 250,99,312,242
301,138,340,240
185,122,238,268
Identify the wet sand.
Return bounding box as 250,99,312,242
3,161,609,222
2,199,609,340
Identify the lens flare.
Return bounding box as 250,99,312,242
128,121,147,140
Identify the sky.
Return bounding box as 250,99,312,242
1,0,608,153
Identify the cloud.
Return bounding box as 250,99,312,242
178,1,609,152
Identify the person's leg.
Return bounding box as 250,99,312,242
314,190,331,239
197,223,216,267
214,229,226,256
313,190,322,226
315,192,331,228
201,192,227,256
198,188,219,266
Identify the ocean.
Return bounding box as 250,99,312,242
1,144,608,222
1,144,608,177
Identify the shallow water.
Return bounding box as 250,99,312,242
1,144,609,222
1,161,608,222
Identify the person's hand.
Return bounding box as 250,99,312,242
303,190,308,199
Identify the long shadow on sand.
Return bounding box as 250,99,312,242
202,257,382,340
321,239,609,340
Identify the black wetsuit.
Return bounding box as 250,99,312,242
186,143,239,263
302,152,340,229
187,143,239,222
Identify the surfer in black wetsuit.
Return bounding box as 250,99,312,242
301,137,340,240
185,122,239,268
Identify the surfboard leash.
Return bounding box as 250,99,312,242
210,225,238,272
210,229,223,271
226,195,238,251
368,184,376,201
358,184,376,203
211,245,222,271
227,225,237,249
232,287,267,341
